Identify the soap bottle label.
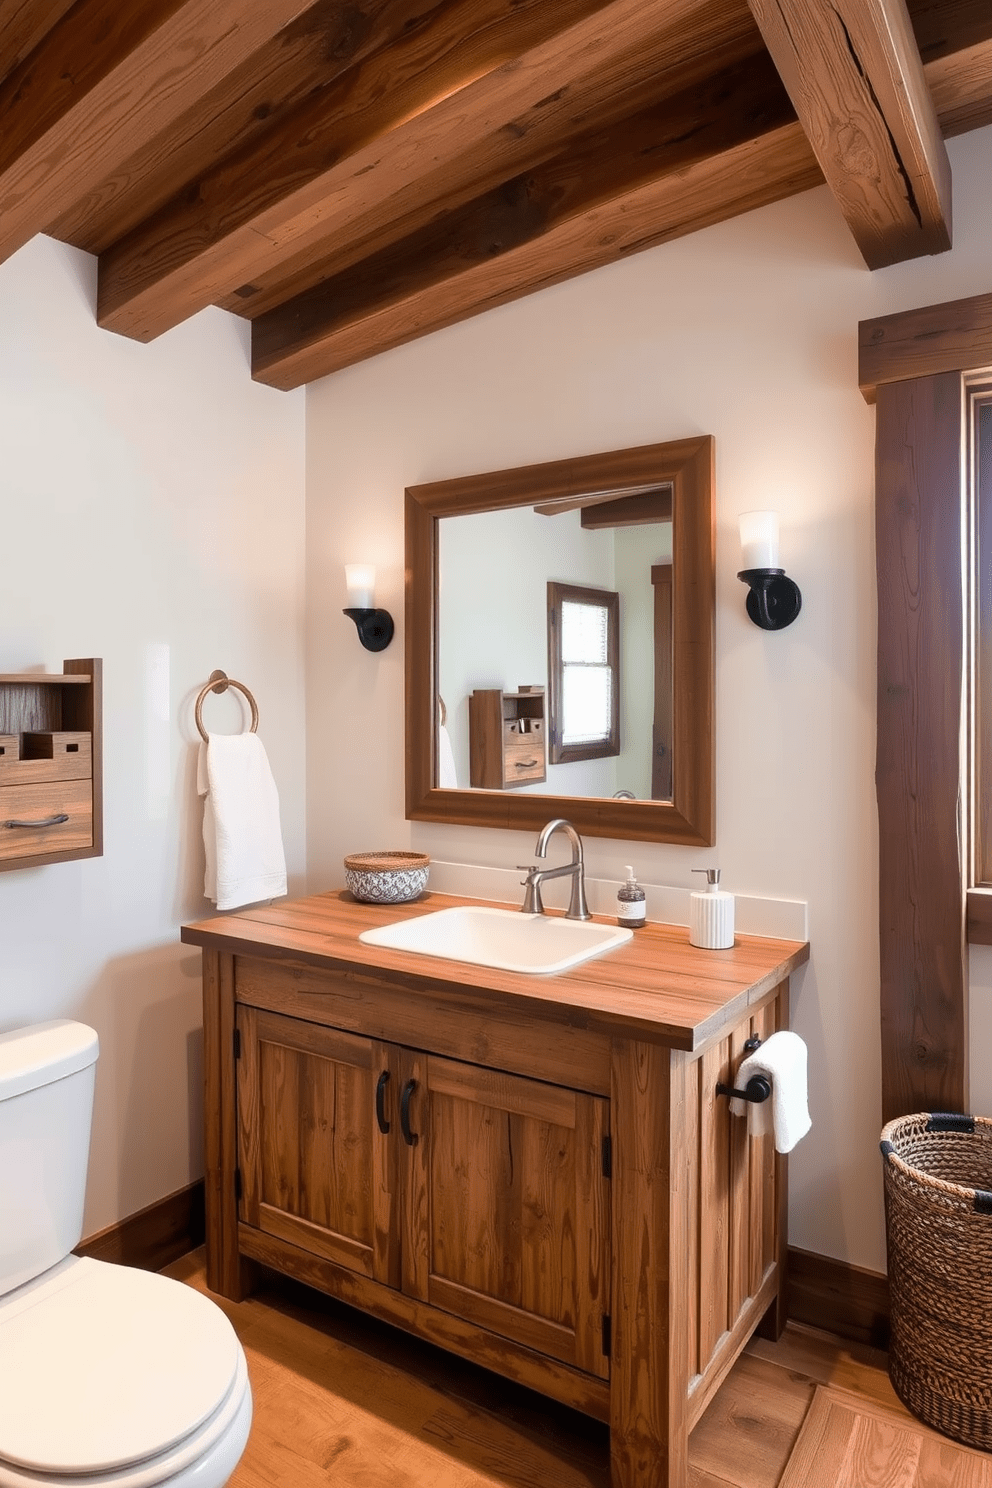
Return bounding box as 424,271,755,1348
617,897,645,926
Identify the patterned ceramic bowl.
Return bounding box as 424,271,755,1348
344,851,430,904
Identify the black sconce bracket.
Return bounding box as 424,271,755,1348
737,568,802,631
344,607,394,652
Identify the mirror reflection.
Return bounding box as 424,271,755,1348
404,437,714,846
437,492,674,801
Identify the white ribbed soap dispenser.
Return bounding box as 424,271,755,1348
689,868,735,949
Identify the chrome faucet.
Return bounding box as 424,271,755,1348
518,818,591,920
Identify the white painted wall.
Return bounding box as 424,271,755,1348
438,504,620,796
305,126,992,1274
0,234,306,1239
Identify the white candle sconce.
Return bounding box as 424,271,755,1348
343,564,394,652
737,511,802,631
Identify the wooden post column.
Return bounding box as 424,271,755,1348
610,1037,690,1488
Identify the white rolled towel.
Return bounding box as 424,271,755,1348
728,1030,811,1154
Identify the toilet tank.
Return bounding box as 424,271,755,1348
0,1021,99,1297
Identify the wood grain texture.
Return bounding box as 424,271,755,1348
171,1243,914,1488
860,288,992,401
0,0,310,265
875,372,966,1122
0,658,102,871
0,0,77,83
744,0,951,269
238,1220,612,1420
75,1179,205,1272
249,61,815,387
49,0,458,255
423,1054,610,1377
214,0,767,321
779,1384,992,1487
95,0,712,339
237,1006,394,1283
233,954,613,1095
787,1247,890,1350
182,889,808,1052
404,438,716,847
609,1039,688,1487
202,949,245,1298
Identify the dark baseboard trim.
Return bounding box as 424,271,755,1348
76,1179,205,1273
787,1245,890,1350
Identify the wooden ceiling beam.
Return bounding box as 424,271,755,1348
926,34,992,136
0,1,77,84
743,0,951,269
49,0,456,256
0,0,312,267
250,55,822,389
220,3,765,320
95,0,750,342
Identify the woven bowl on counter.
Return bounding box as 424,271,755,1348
344,851,430,904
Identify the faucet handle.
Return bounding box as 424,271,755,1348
518,866,544,915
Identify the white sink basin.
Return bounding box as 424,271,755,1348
358,905,633,975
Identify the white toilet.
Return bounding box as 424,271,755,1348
0,1021,252,1488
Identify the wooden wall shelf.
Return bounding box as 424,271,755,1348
469,686,546,790
0,659,103,871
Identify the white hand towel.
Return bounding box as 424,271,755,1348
197,734,287,911
438,723,458,789
728,1030,811,1154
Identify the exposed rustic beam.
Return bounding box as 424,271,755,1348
859,288,992,401
251,55,820,389
925,33,992,136
95,0,757,341
580,489,674,528
743,0,951,269
0,0,311,266
875,372,966,1120
49,0,446,256
220,5,765,321
0,0,76,83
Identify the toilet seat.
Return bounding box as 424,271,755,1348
0,1256,251,1488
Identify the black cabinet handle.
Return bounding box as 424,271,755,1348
375,1070,390,1134
400,1078,419,1146
5,813,69,829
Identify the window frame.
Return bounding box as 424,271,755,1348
546,580,620,765
971,382,992,888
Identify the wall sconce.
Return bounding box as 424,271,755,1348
737,511,802,631
343,564,394,652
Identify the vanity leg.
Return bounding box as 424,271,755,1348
202,951,249,1300
610,1039,690,1488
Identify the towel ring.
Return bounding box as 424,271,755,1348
195,670,259,742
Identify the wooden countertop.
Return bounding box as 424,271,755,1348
181,889,809,1051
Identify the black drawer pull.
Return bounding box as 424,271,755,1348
400,1078,419,1146
5,813,69,829
375,1070,391,1134
513,759,539,769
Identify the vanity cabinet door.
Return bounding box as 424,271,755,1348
403,1054,611,1379
236,1006,400,1289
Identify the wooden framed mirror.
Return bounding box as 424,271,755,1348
405,437,715,844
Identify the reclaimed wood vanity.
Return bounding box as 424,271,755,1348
182,890,808,1488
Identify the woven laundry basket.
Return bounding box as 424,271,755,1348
881,1112,992,1450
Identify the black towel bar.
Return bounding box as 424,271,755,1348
715,1035,770,1104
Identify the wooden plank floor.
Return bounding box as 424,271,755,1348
166,1250,905,1488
